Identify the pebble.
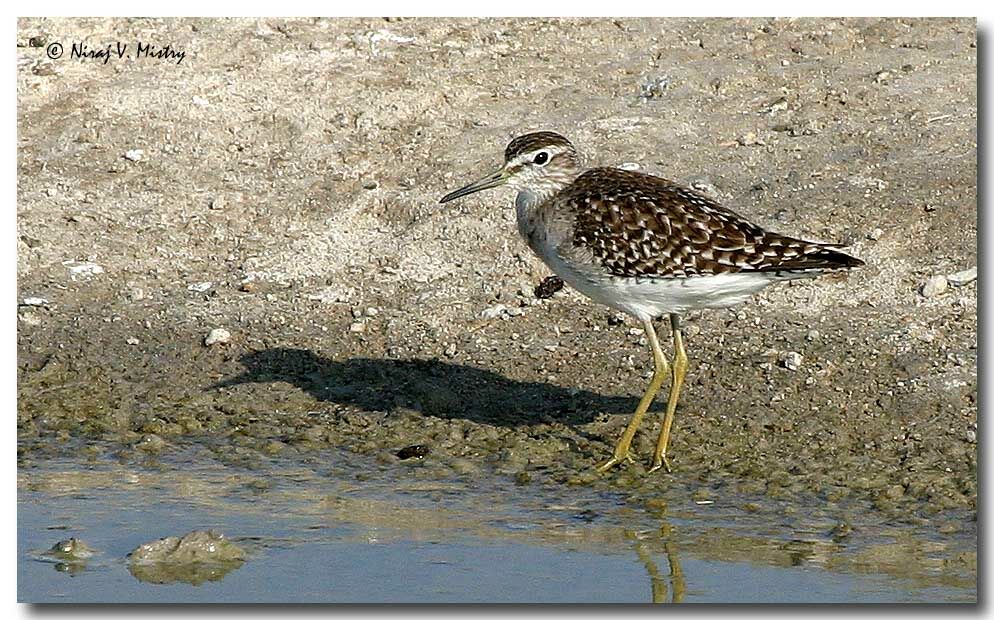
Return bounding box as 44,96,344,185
867,227,884,240
66,262,104,279
192,95,210,107
737,131,765,146
781,351,803,371
481,304,508,320
126,337,140,345
187,282,213,293
21,297,48,306
204,328,231,346
444,343,457,358
19,312,41,326
349,322,365,333
364,307,379,317
919,275,948,298
946,267,977,287
124,149,144,162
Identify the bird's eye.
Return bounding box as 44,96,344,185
533,151,550,165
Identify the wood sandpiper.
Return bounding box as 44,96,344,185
439,131,864,474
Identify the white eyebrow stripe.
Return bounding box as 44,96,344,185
507,145,568,166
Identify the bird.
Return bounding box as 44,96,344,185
439,131,864,474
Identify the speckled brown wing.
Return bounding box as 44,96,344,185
560,168,863,279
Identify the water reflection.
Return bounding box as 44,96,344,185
629,522,686,603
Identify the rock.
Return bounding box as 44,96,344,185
20,296,48,306
126,337,140,345
481,304,508,319
66,262,104,280
781,351,803,371
124,149,144,162
534,276,564,299
946,267,977,287
43,537,95,561
805,329,820,342
737,131,765,146
395,444,430,460
639,75,670,99
306,286,353,304
28,35,47,48
349,321,365,333
136,433,166,452
444,343,457,357
187,282,213,293
128,530,245,585
18,312,42,326
364,306,379,317
192,95,210,107
867,227,884,240
919,275,948,298
204,328,231,346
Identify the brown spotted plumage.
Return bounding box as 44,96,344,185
562,167,863,279
439,131,864,474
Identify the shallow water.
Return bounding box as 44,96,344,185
18,446,976,603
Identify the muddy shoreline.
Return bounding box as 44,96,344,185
18,17,976,532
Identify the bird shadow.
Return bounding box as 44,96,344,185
215,348,637,427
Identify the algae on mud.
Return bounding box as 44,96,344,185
17,16,976,601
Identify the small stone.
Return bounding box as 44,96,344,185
19,312,41,326
966,429,976,443
781,351,803,371
534,276,564,299
239,280,258,293
805,329,820,342
444,343,457,358
126,337,140,345
208,196,224,210
362,180,379,190
946,267,977,288
867,227,884,240
28,35,47,47
395,444,430,460
639,75,671,99
481,304,508,320
66,262,104,279
32,61,58,76
737,131,765,146
349,321,365,333
204,328,231,346
21,297,48,306
124,149,144,162
919,275,948,298
874,70,892,83
192,95,210,107
187,282,213,293
364,307,379,317
607,313,626,326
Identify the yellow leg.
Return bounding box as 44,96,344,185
650,314,688,473
597,317,670,472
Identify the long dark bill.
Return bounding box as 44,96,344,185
438,169,506,204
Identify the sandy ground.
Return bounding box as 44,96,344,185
18,17,977,529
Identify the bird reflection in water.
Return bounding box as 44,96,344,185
628,522,685,603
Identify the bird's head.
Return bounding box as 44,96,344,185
439,131,580,204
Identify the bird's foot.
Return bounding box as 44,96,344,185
647,453,672,474
596,452,635,473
